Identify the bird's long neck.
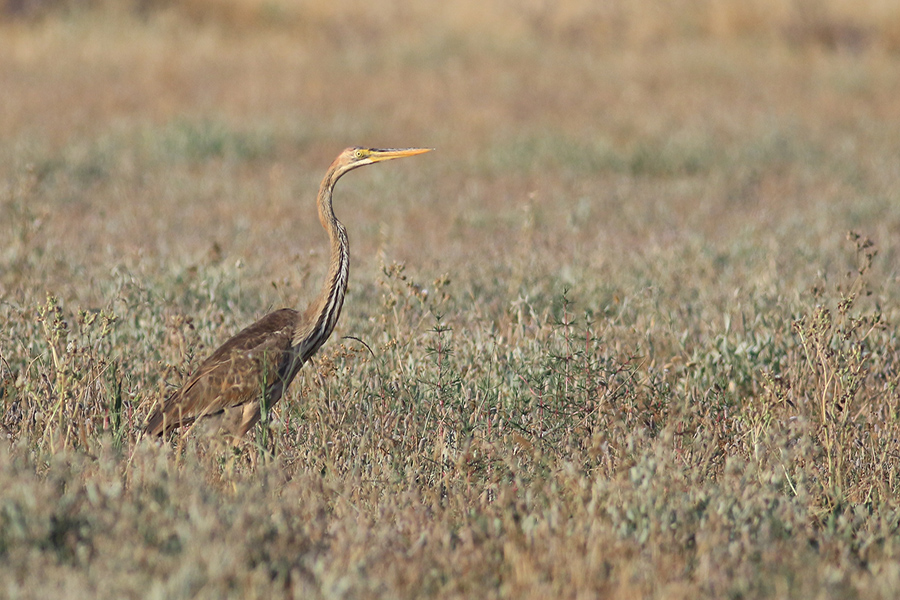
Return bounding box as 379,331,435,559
293,163,350,359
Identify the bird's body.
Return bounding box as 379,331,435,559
145,146,430,442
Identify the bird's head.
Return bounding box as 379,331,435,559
332,146,431,177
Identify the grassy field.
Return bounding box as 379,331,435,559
3,1,900,598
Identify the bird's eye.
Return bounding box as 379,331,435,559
354,149,364,159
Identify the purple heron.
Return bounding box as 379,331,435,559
145,146,431,442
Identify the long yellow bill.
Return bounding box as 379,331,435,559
368,147,432,162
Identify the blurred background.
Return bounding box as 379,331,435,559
3,1,899,295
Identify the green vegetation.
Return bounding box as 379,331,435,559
2,2,900,598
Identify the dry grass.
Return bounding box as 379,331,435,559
3,2,900,598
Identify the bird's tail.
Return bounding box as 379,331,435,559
144,403,194,437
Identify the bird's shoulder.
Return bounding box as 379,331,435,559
171,308,299,412
202,308,299,361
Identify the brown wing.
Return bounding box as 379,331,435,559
145,308,300,437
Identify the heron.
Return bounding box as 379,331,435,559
144,146,431,442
